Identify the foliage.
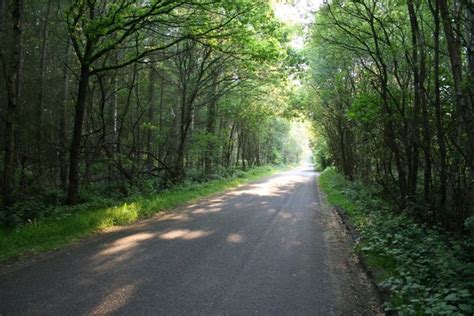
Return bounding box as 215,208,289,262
0,0,305,218
304,0,474,231
319,168,474,315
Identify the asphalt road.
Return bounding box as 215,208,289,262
0,166,380,315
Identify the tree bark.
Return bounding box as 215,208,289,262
2,0,23,207
175,93,192,181
440,0,474,216
204,72,219,175
225,123,236,167
66,64,90,204
0,0,5,30
469,2,474,103
146,64,157,173
158,73,164,161
429,0,447,218
59,39,71,190
35,0,53,180
407,0,432,205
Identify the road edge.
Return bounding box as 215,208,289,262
315,173,384,315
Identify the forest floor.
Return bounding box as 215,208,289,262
0,166,381,315
319,169,474,315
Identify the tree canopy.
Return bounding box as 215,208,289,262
0,0,305,220
303,0,474,231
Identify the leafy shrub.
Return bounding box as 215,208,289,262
1,199,50,227
319,168,474,315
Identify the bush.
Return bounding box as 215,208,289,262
319,168,474,315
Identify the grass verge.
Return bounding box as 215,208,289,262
0,165,285,263
319,168,474,315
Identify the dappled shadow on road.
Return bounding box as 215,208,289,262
0,168,329,315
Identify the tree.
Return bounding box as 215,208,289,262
0,0,302,224
64,0,246,203
306,0,473,229
1,0,23,207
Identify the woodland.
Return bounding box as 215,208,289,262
305,1,474,313
0,0,305,225
306,0,474,232
0,0,473,313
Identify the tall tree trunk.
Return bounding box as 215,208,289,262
83,88,94,187
225,123,235,167
175,98,191,181
408,0,432,206
110,74,118,154
132,66,141,176
440,0,474,216
0,0,5,30
67,64,90,204
175,80,198,180
59,39,71,190
146,64,157,173
469,2,474,103
2,0,23,207
235,129,241,168
204,72,219,175
366,6,409,208
35,0,53,181
158,74,164,161
430,0,447,219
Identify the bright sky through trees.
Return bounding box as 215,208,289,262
271,1,318,161
273,0,323,24
273,0,324,49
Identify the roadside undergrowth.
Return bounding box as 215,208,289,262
0,165,286,262
319,168,474,315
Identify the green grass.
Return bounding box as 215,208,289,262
318,168,474,315
0,165,285,262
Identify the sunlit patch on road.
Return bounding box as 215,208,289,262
226,233,244,243
159,229,212,240
100,232,156,256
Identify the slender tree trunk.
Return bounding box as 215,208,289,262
236,129,241,168
146,64,157,173
366,7,409,208
407,0,421,200
467,1,474,218
2,0,23,207
35,0,52,181
241,132,247,170
175,80,198,180
175,122,187,181
469,3,474,103
104,73,116,181
67,64,90,204
429,0,447,219
175,99,192,181
59,39,71,190
83,88,94,187
408,0,432,205
0,0,4,29
226,123,235,167
111,75,118,152
158,74,164,161
204,72,219,175
440,0,474,216
133,67,141,174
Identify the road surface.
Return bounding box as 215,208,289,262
0,167,380,315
